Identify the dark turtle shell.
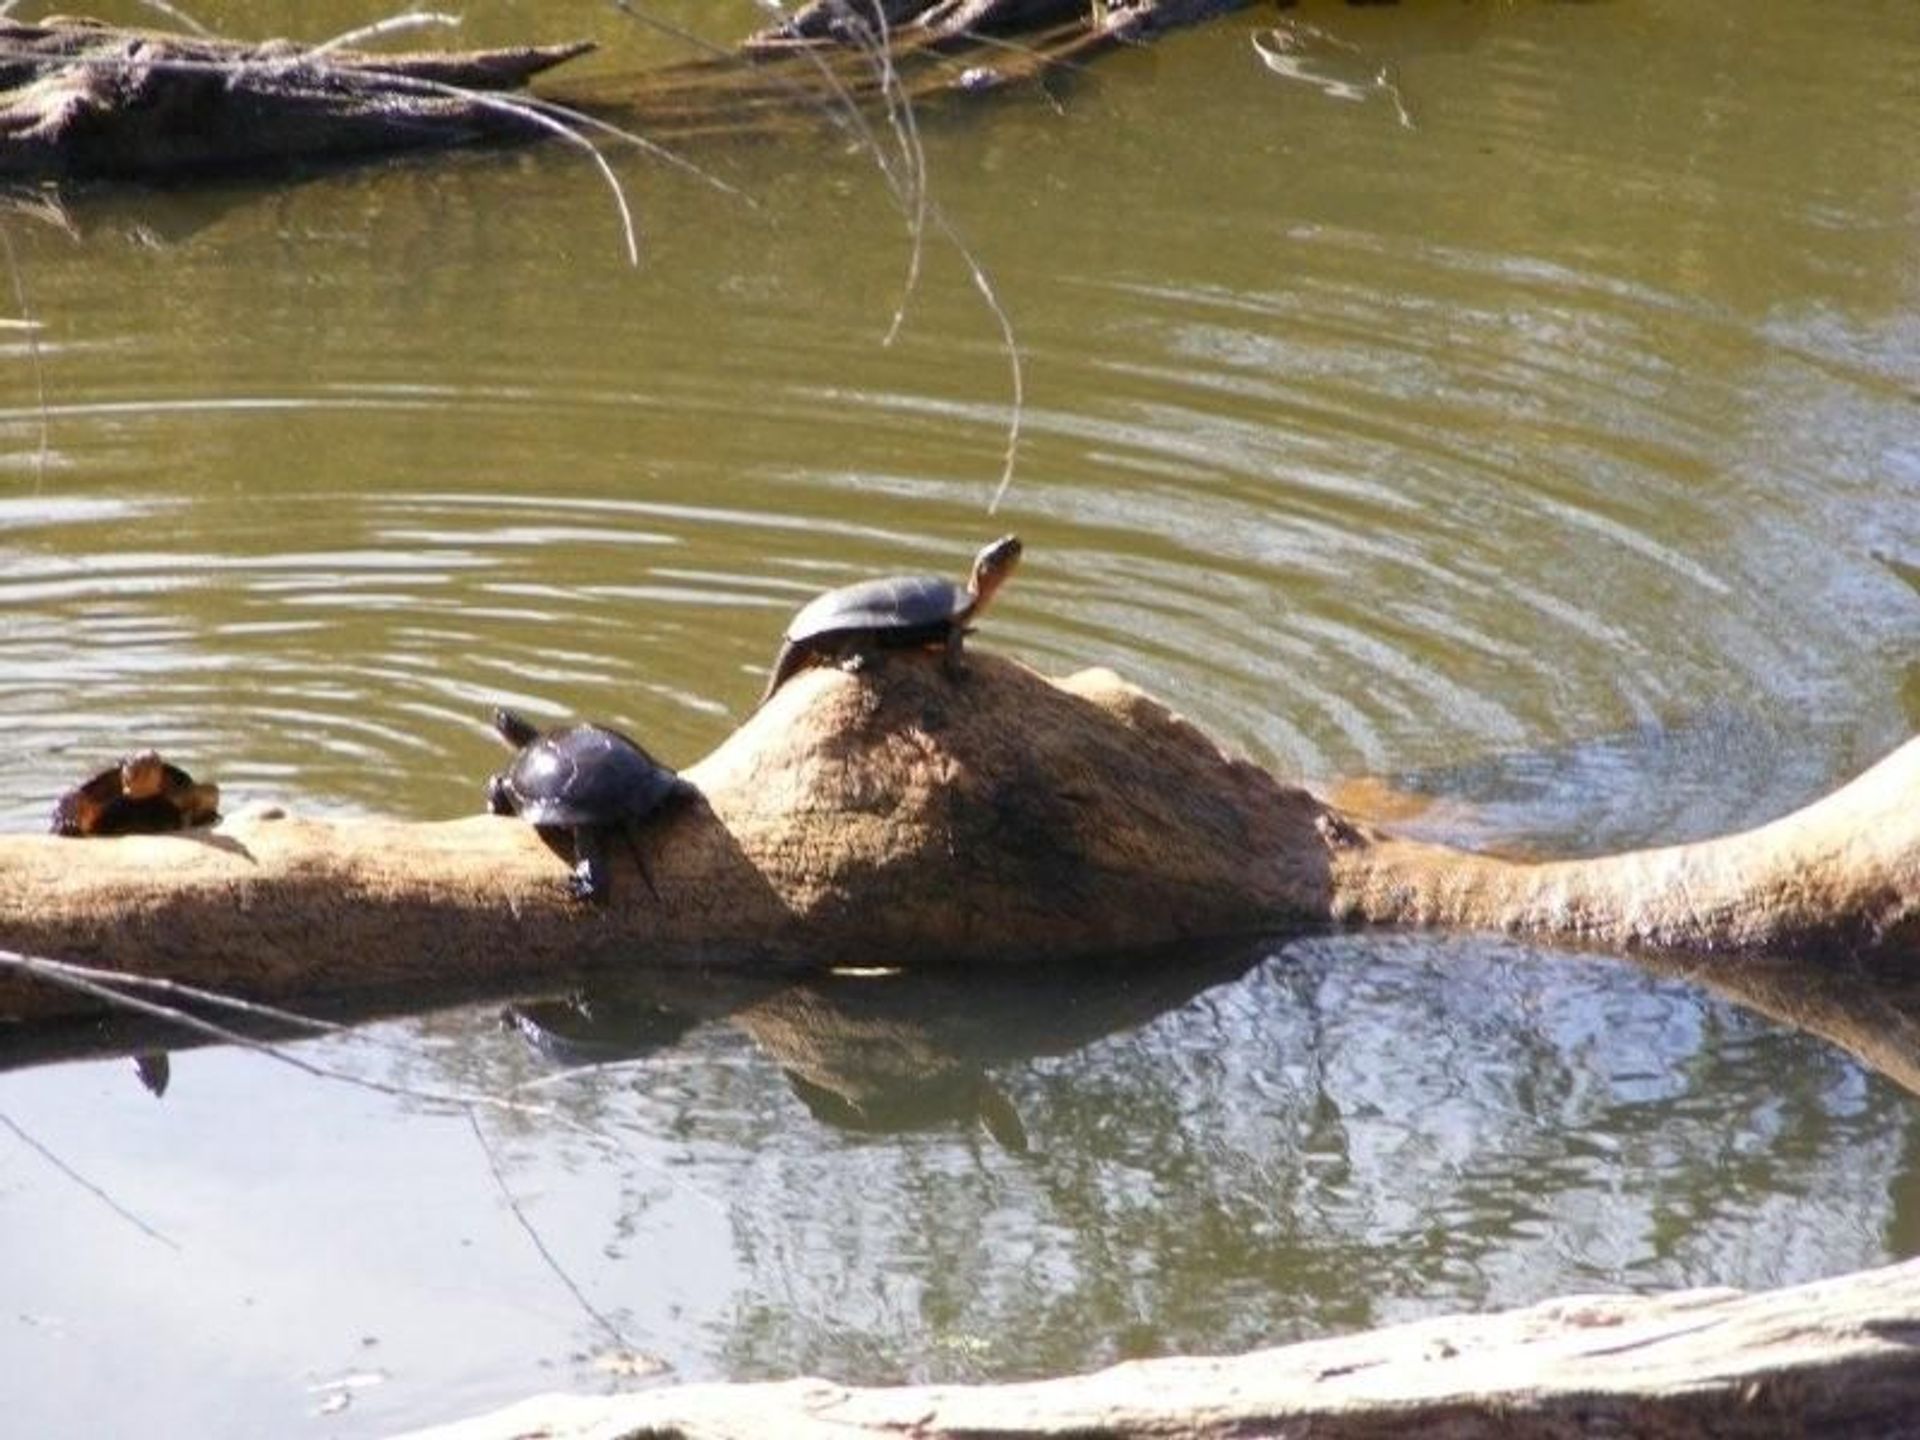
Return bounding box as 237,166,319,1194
486,709,688,903
50,750,220,837
759,535,1023,707
488,711,681,827
784,573,970,646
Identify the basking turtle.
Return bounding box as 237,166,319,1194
50,750,220,837
759,534,1023,706
485,708,688,903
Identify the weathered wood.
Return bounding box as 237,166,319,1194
0,659,1327,1021
740,0,1246,61
0,19,595,176
2,655,1916,1025
1326,731,1920,958
0,0,1250,179
399,1256,1920,1438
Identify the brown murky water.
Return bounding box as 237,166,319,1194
2,1,1917,1433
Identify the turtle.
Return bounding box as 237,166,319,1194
485,708,689,903
49,750,221,837
758,534,1023,706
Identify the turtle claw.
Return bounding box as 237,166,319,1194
566,829,610,904
567,860,604,904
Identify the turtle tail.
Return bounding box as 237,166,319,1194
756,641,805,710
492,707,541,748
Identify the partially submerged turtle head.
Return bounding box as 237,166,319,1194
968,534,1022,612
119,750,169,801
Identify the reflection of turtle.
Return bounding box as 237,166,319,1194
759,534,1023,706
50,750,220,837
784,1069,1029,1154
485,709,688,903
502,993,700,1067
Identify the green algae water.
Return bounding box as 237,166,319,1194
1,0,1917,1432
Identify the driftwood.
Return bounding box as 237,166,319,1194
401,1256,1920,1438
0,0,1247,179
0,19,595,176
3,655,1917,1025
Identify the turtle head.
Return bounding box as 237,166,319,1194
119,750,168,800
968,534,1023,609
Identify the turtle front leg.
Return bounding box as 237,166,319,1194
568,826,611,903
485,772,516,817
943,625,970,680
617,824,662,901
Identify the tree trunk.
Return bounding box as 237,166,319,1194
3,656,1916,1023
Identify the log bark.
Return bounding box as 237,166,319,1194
1325,735,1920,958
0,19,595,176
2,655,1916,1025
399,1256,1920,1439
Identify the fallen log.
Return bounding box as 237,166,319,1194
2,655,1916,1024
400,1256,1920,1439
0,0,1248,179
0,19,595,176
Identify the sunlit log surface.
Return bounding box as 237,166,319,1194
2,655,1916,1024
403,1257,1920,1439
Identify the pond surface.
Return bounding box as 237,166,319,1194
2,0,1918,1433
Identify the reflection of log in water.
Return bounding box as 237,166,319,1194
722,942,1262,1144
462,943,1266,1149
1637,950,1920,1101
